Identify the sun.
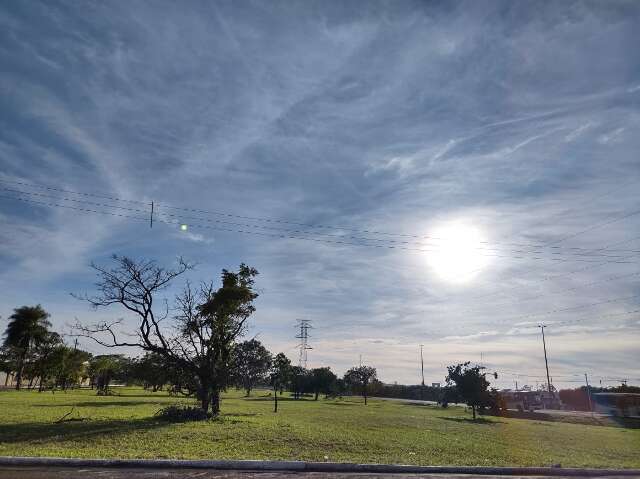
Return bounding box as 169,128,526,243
427,221,490,284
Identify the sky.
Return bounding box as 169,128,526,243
1,0,639,389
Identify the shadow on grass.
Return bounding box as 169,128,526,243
37,401,167,408
440,416,503,425
244,396,302,402
398,402,441,409
0,416,169,443
485,410,640,429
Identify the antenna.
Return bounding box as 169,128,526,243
295,319,312,369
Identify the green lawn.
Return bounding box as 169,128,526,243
0,387,638,468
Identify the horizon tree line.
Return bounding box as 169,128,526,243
3,255,632,420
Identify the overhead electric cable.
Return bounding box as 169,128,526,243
2,178,638,255
2,190,636,264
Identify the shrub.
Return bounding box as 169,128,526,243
155,405,210,421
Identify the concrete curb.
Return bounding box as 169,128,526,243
1,457,639,476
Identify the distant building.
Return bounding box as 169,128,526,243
1,371,17,389
499,389,562,411
592,393,640,417
431,382,441,388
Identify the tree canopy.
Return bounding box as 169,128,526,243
232,339,272,396
444,362,497,419
344,365,377,405
2,305,52,390
74,256,259,415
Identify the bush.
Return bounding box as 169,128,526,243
155,405,210,421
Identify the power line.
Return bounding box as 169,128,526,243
1,187,150,214
0,178,149,205
0,194,149,222
6,186,635,260
489,294,640,326
3,191,637,265
453,234,640,305
547,207,640,245
445,271,640,318
2,177,639,255
433,309,640,340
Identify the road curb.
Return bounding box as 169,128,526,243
1,456,639,476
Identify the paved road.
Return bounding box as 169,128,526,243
2,468,637,479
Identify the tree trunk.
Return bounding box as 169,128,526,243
245,387,251,397
472,405,476,420
201,395,210,414
4,373,10,387
273,386,278,413
211,391,220,415
15,358,24,390
364,393,367,405
314,391,319,401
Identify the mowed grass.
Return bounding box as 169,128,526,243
0,388,638,468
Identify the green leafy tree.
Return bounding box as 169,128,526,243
289,366,312,400
75,256,259,415
133,353,170,391
344,365,377,405
89,355,123,394
2,305,52,390
54,347,91,390
233,339,272,396
29,331,62,391
310,367,337,400
269,352,291,413
444,362,497,419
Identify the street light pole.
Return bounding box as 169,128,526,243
420,344,425,400
539,324,552,393
585,373,593,414
420,344,425,387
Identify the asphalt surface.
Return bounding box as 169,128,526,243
2,468,638,479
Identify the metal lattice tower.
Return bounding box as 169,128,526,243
295,319,313,369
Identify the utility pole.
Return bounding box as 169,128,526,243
149,201,154,228
420,344,425,400
584,373,593,414
359,354,362,367
420,344,425,386
538,324,552,393
515,380,518,391
295,319,312,369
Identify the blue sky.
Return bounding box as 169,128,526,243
1,1,639,388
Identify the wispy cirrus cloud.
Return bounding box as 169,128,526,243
0,0,639,387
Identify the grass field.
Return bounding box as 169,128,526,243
1,387,638,468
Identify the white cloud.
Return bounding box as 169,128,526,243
1,1,639,387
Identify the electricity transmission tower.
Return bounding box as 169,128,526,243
295,319,313,369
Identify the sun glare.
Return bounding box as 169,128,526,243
427,221,490,284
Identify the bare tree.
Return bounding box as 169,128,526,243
73,255,258,415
